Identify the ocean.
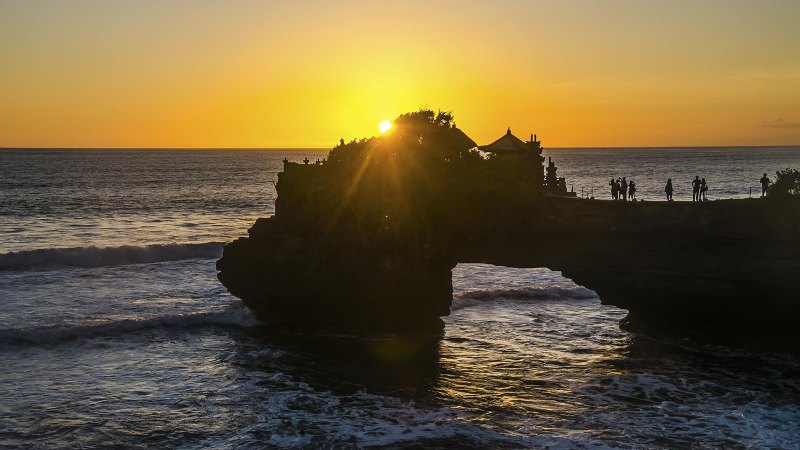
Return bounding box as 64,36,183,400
1,147,800,448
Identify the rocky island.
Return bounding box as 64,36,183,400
217,110,800,346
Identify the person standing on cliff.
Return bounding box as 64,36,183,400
620,177,628,201
760,173,770,197
610,178,618,200
665,179,673,201
692,176,701,201
629,180,637,201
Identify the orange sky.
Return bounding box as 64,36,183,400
1,0,799,148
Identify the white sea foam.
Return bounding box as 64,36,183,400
214,382,524,449
574,372,800,448
0,242,225,270
0,305,259,346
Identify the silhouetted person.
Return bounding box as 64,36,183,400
629,180,636,201
303,157,309,165
701,178,708,201
620,177,628,201
610,178,617,200
760,173,770,197
692,176,701,201
665,178,673,201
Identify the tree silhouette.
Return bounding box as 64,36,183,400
769,168,800,198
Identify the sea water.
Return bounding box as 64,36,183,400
1,147,799,448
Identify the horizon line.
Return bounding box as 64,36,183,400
2,144,799,151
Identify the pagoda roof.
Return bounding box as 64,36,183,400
479,128,528,153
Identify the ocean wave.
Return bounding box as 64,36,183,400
452,286,597,311
455,286,598,301
0,306,260,346
0,242,224,270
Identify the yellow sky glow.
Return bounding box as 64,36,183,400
1,0,799,148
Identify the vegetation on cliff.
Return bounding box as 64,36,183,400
768,168,800,199
277,109,546,251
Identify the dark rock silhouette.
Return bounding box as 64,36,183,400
459,197,800,347
219,110,545,332
217,109,800,346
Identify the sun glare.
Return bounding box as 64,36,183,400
379,120,392,133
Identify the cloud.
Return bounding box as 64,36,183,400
723,66,800,83
758,118,800,129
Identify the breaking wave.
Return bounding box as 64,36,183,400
455,286,598,301
452,286,598,310
0,306,259,347
0,242,224,270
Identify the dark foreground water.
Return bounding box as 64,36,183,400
1,147,800,448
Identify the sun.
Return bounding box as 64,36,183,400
379,120,392,133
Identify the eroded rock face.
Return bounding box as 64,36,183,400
219,195,800,341
458,197,800,346
217,217,455,332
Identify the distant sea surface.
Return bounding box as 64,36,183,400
1,147,799,448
